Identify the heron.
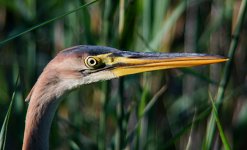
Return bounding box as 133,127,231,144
22,45,227,150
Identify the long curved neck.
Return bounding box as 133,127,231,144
23,96,59,150
22,70,62,150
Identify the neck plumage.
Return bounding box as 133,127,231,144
22,69,62,150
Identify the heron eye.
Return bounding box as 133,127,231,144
85,56,102,69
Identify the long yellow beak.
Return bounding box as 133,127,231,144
105,52,228,77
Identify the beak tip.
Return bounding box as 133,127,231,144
221,57,229,62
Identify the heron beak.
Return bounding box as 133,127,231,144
106,52,228,77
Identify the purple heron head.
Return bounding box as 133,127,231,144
23,45,227,150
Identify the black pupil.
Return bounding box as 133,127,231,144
89,59,96,65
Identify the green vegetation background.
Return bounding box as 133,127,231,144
0,0,246,149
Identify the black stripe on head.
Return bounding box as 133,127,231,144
59,45,225,60
60,45,120,56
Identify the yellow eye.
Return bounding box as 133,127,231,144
85,56,101,69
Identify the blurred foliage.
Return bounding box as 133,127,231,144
0,0,247,150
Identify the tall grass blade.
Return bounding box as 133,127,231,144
141,85,167,117
116,1,125,150
180,68,219,85
0,0,97,46
126,86,167,142
0,75,19,150
205,0,247,148
118,0,124,36
149,0,186,51
164,107,211,149
185,108,197,150
99,1,118,149
209,93,231,150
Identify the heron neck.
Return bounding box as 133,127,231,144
23,95,60,150
22,72,62,150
